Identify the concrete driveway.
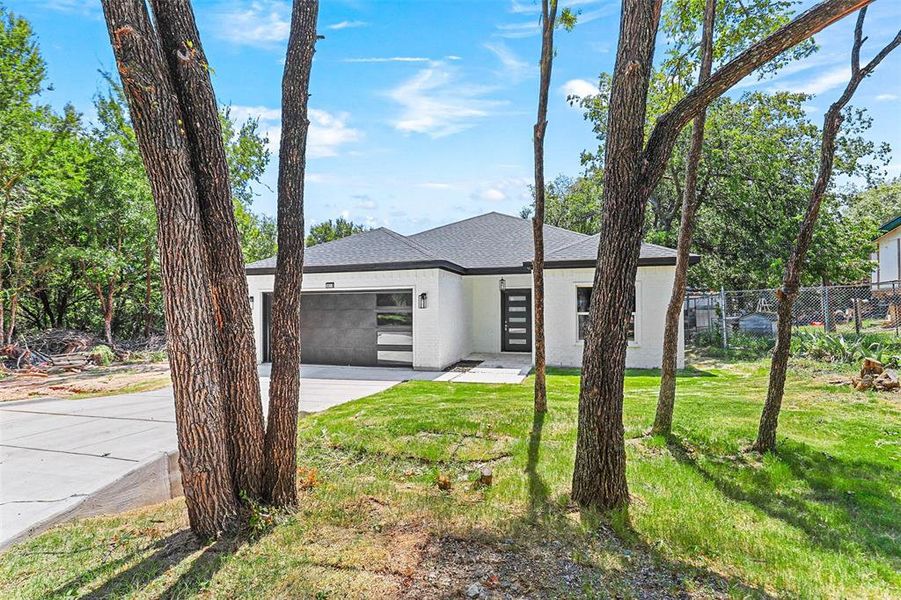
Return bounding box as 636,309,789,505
0,365,442,550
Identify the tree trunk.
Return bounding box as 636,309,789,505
652,0,716,438
571,0,662,511
264,0,319,508
150,0,266,499
754,10,901,453
572,0,868,512
101,0,238,538
5,215,23,344
531,0,558,415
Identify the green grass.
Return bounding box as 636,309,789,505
1,361,898,598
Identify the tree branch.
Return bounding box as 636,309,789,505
641,0,873,197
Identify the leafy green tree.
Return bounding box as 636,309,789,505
306,217,368,246
521,173,602,234
848,178,901,226
221,107,277,261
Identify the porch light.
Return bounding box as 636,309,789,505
248,296,254,306
499,278,506,292
419,292,428,309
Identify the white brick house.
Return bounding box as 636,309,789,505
245,212,694,371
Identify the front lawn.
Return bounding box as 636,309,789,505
1,361,898,598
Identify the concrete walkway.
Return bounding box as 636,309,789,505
0,365,442,550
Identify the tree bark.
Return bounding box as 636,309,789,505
264,0,318,507
652,0,716,437
101,0,238,538
5,215,23,344
572,0,662,512
572,0,869,512
149,0,266,499
754,9,901,453
531,0,558,415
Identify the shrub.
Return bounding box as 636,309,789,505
90,344,115,366
791,330,901,366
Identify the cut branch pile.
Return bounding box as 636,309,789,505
851,358,899,392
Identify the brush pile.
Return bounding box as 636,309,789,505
851,357,899,392
1,329,103,372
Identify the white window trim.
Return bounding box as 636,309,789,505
574,282,641,347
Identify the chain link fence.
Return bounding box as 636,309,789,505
685,281,901,350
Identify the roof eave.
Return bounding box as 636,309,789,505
246,259,467,276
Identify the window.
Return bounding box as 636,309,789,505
377,312,413,327
576,286,636,342
376,292,413,329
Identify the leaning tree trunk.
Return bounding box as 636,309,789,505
754,9,901,453
531,0,558,415
264,0,319,507
572,0,871,511
652,0,716,438
150,0,266,499
101,0,238,537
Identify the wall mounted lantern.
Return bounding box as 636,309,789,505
418,292,428,309
248,296,254,306
499,278,506,292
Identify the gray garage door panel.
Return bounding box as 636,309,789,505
263,290,413,367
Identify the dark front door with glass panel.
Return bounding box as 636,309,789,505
501,289,532,352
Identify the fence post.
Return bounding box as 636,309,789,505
894,281,899,338
820,285,828,333
720,286,728,349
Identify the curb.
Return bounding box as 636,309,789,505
0,450,182,551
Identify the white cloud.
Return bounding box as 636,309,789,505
388,62,506,138
228,105,361,158
560,78,597,100
777,66,850,96
495,20,539,39
469,177,531,204
353,195,378,210
42,0,98,15
876,94,899,101
213,1,291,48
328,20,368,30
479,188,507,202
417,182,455,189
484,42,534,83
342,57,431,63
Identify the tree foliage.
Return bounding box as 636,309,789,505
306,217,368,247
0,8,274,342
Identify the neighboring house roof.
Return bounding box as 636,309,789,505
878,215,901,237
246,211,697,275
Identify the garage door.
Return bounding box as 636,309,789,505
262,290,413,367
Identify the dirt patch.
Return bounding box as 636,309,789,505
401,530,743,599
0,362,170,402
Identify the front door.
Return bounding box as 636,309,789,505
501,289,532,352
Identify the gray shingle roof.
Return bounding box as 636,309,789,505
541,234,698,266
246,212,693,274
408,212,585,271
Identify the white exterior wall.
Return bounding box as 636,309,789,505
466,273,533,354
872,228,901,286
247,264,682,371
543,266,682,369
436,270,470,368
246,268,455,370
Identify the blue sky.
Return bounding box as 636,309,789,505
9,0,901,234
